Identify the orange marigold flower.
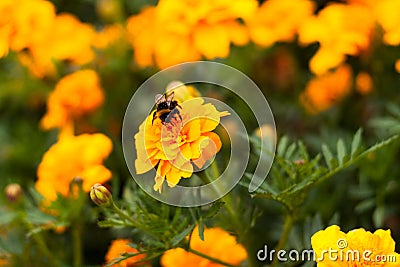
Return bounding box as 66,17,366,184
300,65,352,114
93,24,125,50
40,13,95,65
105,239,149,267
312,225,400,267
36,133,112,202
355,72,373,95
395,59,400,73
247,0,315,47
298,3,374,75
0,0,13,58
40,70,104,132
126,0,258,69
374,0,400,46
9,0,56,52
161,226,247,267
18,13,96,77
134,95,227,192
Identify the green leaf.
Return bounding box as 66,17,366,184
171,224,195,246
373,205,386,228
337,139,346,165
322,144,334,170
204,202,224,219
351,129,363,157
277,136,289,156
355,198,375,213
198,221,205,241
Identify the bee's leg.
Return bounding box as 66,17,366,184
152,111,156,125
169,108,182,122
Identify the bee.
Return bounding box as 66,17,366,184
152,91,182,125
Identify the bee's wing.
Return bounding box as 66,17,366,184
166,91,175,103
155,94,165,104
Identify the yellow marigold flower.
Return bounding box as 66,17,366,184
300,65,352,114
161,226,247,267
298,3,374,75
355,72,373,95
134,96,227,192
247,0,315,47
36,133,112,201
105,239,149,267
312,225,400,267
40,70,104,132
126,0,257,69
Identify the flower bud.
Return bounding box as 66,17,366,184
5,183,23,202
90,183,112,207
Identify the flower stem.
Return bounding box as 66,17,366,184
110,202,156,238
25,221,59,267
187,247,238,267
271,214,294,267
72,222,82,267
207,162,259,267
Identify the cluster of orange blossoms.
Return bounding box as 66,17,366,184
312,225,400,267
105,239,149,267
135,83,228,192
105,227,247,267
0,0,123,77
36,69,112,202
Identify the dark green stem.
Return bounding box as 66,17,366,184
110,203,157,238
25,221,59,267
187,247,238,267
207,162,258,267
271,214,294,267
72,222,82,267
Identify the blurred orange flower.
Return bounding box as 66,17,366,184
93,24,126,50
40,70,104,134
300,65,353,114
126,0,257,68
355,72,373,95
247,0,315,47
161,226,247,267
298,3,374,75
395,59,400,74
374,0,400,46
23,13,96,77
36,133,112,202
105,239,149,267
9,0,55,52
134,97,228,192
312,225,400,267
0,0,14,58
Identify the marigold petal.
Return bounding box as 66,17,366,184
81,165,112,191
192,132,221,168
193,24,230,59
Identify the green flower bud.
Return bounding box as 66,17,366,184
90,183,112,207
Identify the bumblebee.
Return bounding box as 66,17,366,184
152,91,182,124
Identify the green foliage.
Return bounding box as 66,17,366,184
244,130,399,216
